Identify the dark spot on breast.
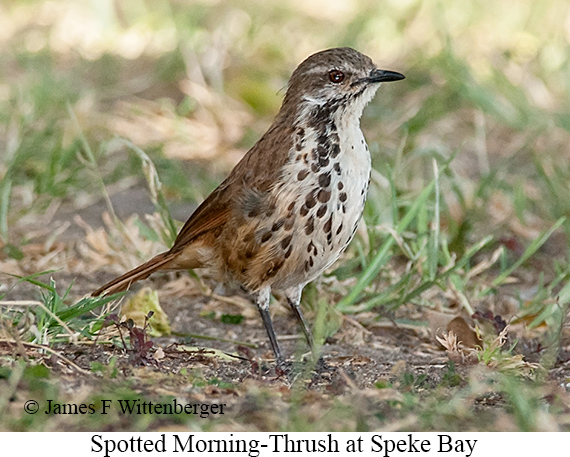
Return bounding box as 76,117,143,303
305,191,317,209
309,256,314,267
281,234,293,249
300,205,309,217
304,260,310,272
317,133,329,148
261,231,272,243
272,219,285,231
297,169,309,181
284,245,293,259
331,143,340,158
311,163,320,173
287,201,296,212
327,233,333,245
338,181,344,190
317,189,331,203
342,204,347,213
350,224,358,239
318,156,329,167
324,214,333,233
305,216,315,235
339,192,347,202
317,144,328,157
334,163,341,175
316,204,327,218
336,223,343,235
319,172,331,188
311,105,333,125
247,208,260,218
265,205,275,217
296,144,303,152
330,122,337,132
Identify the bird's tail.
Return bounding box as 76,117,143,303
91,251,176,297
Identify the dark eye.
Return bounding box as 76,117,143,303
328,70,344,83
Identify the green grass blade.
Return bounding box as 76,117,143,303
54,294,121,324
337,178,437,312
354,235,493,313
4,270,61,294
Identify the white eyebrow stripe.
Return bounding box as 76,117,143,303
302,94,326,105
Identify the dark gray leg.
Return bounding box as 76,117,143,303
285,285,314,350
255,288,285,366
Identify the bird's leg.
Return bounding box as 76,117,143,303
285,285,314,351
254,287,285,367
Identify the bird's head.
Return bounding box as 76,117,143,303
282,47,404,120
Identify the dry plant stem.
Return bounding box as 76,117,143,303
0,339,91,375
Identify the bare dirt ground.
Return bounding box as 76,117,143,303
4,260,570,432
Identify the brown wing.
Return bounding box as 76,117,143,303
91,91,297,299
92,120,295,297
91,189,231,297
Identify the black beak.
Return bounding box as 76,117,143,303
368,68,405,83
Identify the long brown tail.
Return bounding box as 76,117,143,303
91,251,176,297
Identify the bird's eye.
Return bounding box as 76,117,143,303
328,70,345,83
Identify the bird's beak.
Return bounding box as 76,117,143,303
367,68,405,83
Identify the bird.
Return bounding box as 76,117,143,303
92,47,404,367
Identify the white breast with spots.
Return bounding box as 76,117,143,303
326,113,371,263
267,111,371,290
